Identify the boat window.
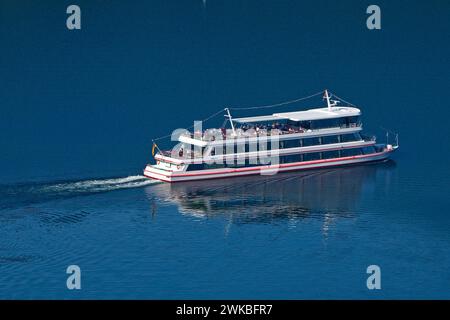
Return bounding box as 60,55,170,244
340,133,361,142
341,148,363,157
362,146,376,154
322,135,339,145
280,154,302,164
303,152,321,161
303,137,320,146
322,150,340,159
281,139,300,149
187,164,205,171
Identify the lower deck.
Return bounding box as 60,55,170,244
144,147,396,182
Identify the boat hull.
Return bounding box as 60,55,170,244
144,150,395,183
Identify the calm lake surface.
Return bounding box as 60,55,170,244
0,0,449,299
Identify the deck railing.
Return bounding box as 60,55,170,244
180,122,362,141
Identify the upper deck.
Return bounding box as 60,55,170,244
178,105,362,147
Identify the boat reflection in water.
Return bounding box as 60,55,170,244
147,161,396,226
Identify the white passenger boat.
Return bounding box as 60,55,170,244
144,90,398,182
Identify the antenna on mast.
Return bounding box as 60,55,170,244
323,89,336,111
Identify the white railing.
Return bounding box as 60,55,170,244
181,123,362,141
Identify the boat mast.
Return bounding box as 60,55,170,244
324,89,332,111
224,107,236,136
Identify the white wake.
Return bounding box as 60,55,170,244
43,175,158,193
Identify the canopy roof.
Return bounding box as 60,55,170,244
233,106,361,123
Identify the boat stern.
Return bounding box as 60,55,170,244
143,155,188,183
143,164,173,182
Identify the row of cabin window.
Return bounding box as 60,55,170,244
286,116,360,130
187,146,376,171
209,133,362,155
282,133,361,148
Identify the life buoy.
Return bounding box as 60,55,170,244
177,165,181,170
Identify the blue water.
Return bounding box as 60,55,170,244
0,0,449,299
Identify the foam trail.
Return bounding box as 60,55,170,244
43,175,158,193
0,175,161,210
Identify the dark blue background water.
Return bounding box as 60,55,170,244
0,0,449,299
